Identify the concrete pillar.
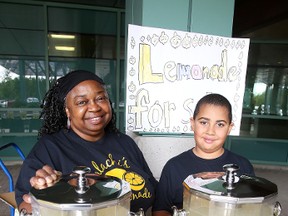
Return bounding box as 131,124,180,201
125,0,235,179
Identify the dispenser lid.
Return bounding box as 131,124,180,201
183,173,278,204
30,167,131,210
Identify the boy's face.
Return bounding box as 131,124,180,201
190,103,233,159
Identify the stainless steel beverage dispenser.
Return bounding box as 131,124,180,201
173,164,282,216
29,166,134,216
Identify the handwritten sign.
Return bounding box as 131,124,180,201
125,24,250,135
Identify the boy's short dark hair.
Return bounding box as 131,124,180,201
193,93,232,123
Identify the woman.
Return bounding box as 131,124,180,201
15,70,157,215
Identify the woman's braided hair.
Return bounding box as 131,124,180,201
38,76,118,137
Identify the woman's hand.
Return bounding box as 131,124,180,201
30,165,62,189
18,165,62,213
18,200,32,214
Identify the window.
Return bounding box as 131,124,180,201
0,1,125,156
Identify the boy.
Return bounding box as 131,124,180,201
152,93,255,216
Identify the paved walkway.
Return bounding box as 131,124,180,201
254,165,288,216
1,163,287,216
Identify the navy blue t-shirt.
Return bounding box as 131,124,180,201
15,129,158,213
152,148,255,213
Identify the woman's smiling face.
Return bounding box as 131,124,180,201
65,80,112,142
191,103,233,159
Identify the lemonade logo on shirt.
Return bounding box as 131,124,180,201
106,168,145,191
91,154,130,176
91,154,152,200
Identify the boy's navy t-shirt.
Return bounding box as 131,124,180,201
152,148,255,213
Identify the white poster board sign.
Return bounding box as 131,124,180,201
126,24,250,135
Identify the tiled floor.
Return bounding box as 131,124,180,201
1,163,287,216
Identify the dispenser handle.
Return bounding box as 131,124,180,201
73,166,91,194
223,164,239,190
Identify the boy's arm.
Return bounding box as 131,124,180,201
152,210,171,216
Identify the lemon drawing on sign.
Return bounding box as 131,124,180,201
123,171,145,191
105,168,126,179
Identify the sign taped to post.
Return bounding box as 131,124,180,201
125,24,250,135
